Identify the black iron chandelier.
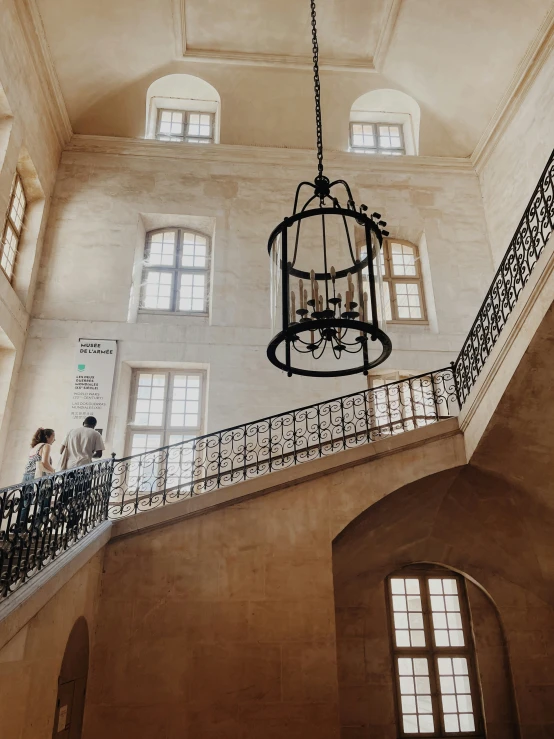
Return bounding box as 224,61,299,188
267,0,393,378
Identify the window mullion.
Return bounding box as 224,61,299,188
421,577,442,737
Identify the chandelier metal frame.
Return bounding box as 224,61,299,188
266,0,393,378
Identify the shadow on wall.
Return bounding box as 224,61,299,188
53,617,90,739
332,465,554,738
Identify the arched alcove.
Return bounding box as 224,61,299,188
330,466,552,738
145,74,221,143
350,89,421,155
52,617,89,739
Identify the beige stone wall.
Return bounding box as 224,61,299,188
0,0,68,472
1,142,494,484
82,430,464,739
478,45,554,264
0,551,103,739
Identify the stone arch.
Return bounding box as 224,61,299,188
331,465,554,737
350,88,421,154
145,73,221,142
52,616,89,738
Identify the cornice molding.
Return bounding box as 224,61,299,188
172,0,403,73
65,134,475,175
471,5,554,173
15,0,72,146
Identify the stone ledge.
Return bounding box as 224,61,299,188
0,520,112,651
110,417,463,540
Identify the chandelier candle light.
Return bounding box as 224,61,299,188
267,0,393,378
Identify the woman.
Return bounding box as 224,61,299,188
22,427,56,482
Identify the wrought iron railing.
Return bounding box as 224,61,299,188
110,368,458,518
453,150,554,403
0,459,113,599
0,151,553,601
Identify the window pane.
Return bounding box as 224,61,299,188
9,177,26,232
179,272,206,312
438,657,475,734
390,242,417,276
428,578,465,647
390,578,425,647
166,433,195,490
186,112,213,142
397,657,433,734
394,283,422,319
142,271,173,310
133,373,166,426
147,231,176,266
0,222,19,278
182,232,208,268
169,375,202,429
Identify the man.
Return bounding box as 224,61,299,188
59,416,105,469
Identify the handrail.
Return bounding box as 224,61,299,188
1,149,553,601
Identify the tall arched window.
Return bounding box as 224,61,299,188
387,566,483,736
349,89,421,156
140,228,211,314
0,172,26,280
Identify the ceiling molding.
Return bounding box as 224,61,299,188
16,0,72,147
173,0,403,73
65,134,475,175
471,5,554,173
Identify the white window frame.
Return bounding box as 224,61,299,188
349,121,406,155
155,109,215,144
140,228,211,315
0,172,27,281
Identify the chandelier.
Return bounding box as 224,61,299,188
267,0,393,378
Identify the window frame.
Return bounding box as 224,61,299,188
381,238,427,324
349,121,406,155
139,227,211,316
125,368,206,457
386,566,485,738
155,109,215,144
0,172,27,281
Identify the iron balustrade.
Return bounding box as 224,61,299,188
453,149,554,403
0,459,114,599
109,368,458,518
0,150,553,600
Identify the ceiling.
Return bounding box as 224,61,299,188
34,0,554,156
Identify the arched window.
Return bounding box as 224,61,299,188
0,172,26,280
387,566,483,736
350,89,421,156
145,74,220,144
140,228,211,314
362,238,426,323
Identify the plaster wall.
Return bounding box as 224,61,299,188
0,145,493,484
478,43,554,264
0,0,67,471
0,551,104,739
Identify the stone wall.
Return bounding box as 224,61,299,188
478,44,554,264
0,551,103,739
1,143,493,484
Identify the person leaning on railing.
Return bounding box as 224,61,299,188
18,427,57,530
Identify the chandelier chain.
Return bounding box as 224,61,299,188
310,0,323,178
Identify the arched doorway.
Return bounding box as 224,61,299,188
52,617,89,738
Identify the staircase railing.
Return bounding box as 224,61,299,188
0,149,553,601
453,149,554,403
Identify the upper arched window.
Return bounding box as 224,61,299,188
0,172,27,280
387,566,483,736
140,228,211,315
350,89,420,156
145,74,220,144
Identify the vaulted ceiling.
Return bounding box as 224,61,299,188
36,0,554,156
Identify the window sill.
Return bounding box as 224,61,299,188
138,310,209,318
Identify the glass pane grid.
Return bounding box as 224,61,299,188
133,373,167,426
170,374,201,428
398,657,434,734
391,578,426,648
350,122,405,155
0,222,19,278
391,242,417,276
429,579,464,647
9,177,27,232
148,231,176,266
395,283,422,319
179,272,206,312
142,271,173,310
182,232,208,268
438,657,475,733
